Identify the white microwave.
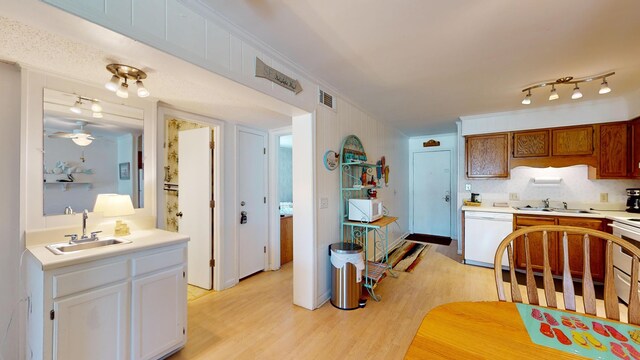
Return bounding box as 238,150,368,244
348,198,383,222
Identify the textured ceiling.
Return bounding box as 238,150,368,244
196,0,640,134
0,1,298,129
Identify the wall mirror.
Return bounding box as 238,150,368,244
43,88,144,216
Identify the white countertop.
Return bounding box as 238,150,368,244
28,229,189,271
462,205,640,226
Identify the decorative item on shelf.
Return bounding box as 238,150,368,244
384,165,390,186
367,188,377,198
341,135,367,162
376,160,382,180
323,150,339,170
93,194,136,236
104,63,150,98
520,71,614,105
423,139,441,147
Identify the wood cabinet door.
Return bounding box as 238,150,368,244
514,215,558,274
53,282,129,360
551,126,594,156
632,118,640,178
557,217,606,282
132,266,186,360
513,130,549,158
465,133,509,178
599,123,629,178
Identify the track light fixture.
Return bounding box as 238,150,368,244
69,96,103,118
520,72,614,105
104,64,150,98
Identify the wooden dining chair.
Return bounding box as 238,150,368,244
494,225,640,325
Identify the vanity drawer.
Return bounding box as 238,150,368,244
53,260,129,298
133,247,186,277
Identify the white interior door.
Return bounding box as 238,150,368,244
178,127,212,289
238,130,267,279
413,150,451,236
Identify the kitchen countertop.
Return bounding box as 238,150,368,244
462,205,640,225
27,229,189,271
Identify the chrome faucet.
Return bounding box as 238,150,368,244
82,209,89,239
543,198,550,209
64,210,102,244
563,201,568,210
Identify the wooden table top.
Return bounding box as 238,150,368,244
405,301,590,359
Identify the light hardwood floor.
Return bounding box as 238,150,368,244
169,241,500,360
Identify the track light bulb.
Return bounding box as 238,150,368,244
571,85,582,100
116,82,129,98
105,75,120,92
91,101,102,112
599,79,611,94
521,91,531,105
70,100,82,114
548,86,559,101
136,80,149,97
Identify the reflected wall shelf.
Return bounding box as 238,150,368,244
44,182,93,191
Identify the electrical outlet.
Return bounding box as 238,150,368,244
509,193,519,201
600,193,608,203
465,183,472,191
320,197,328,209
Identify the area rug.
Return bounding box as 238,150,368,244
405,233,452,246
187,285,214,302
388,241,431,273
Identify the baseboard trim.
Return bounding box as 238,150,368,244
316,290,331,309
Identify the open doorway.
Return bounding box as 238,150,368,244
268,127,293,270
158,107,223,299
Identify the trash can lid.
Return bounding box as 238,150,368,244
330,242,362,254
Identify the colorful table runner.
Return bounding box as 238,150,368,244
516,303,640,359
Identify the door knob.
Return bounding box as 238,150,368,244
443,195,450,202
176,211,183,218
241,201,246,206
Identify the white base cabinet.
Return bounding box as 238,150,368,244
27,241,188,360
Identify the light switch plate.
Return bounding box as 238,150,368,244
320,197,328,209
465,183,471,191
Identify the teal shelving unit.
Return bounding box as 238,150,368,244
339,135,397,301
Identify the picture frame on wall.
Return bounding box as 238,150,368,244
119,162,130,180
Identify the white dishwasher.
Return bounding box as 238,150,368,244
464,211,513,268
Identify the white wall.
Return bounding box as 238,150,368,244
408,134,458,239
0,62,22,360
315,99,409,305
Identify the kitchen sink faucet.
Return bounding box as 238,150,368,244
64,209,101,244
543,198,550,209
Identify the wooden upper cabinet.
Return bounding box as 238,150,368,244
465,133,509,178
551,126,594,156
631,118,640,178
599,122,629,178
513,130,549,158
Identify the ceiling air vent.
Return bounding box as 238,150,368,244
319,89,336,110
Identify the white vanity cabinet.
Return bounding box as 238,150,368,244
26,238,188,360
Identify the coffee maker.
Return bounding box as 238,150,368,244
627,188,640,213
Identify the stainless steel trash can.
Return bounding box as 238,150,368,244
330,242,364,310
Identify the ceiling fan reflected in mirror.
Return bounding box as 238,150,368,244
48,120,95,146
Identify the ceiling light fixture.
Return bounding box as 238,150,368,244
571,84,583,100
599,78,611,94
91,101,102,113
72,133,93,146
105,64,150,98
70,98,83,114
520,71,614,105
548,85,559,101
521,90,531,105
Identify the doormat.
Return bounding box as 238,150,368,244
405,233,452,246
388,241,431,273
188,285,214,302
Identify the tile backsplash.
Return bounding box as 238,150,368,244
462,165,640,205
